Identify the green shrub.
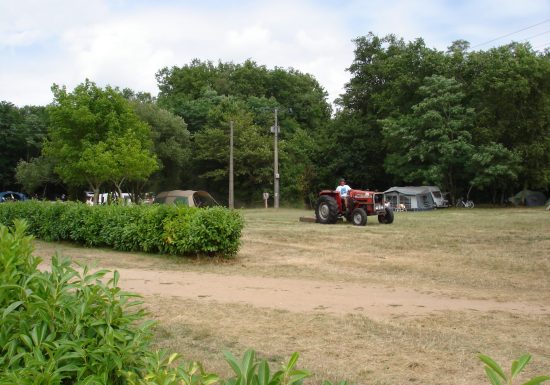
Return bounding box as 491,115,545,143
0,220,225,385
0,220,151,384
221,350,310,385
0,201,244,257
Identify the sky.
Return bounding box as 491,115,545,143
1,0,550,107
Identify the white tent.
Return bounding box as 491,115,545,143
383,186,435,211
419,185,448,208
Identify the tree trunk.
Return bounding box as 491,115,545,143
93,188,100,205
466,184,473,201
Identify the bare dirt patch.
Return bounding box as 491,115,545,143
33,208,550,385
59,267,546,321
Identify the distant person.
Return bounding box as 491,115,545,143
336,178,351,213
336,178,351,198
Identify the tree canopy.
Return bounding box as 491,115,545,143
1,34,549,206
331,33,550,203
43,80,158,202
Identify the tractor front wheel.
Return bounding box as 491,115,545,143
378,207,394,224
315,195,339,224
351,208,368,226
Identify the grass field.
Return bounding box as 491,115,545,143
33,207,550,384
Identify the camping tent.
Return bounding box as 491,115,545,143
153,190,219,207
509,190,547,206
383,186,435,211
419,186,449,208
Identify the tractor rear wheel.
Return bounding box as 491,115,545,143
315,195,339,224
351,208,367,226
378,207,394,224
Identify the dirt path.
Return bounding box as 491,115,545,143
106,267,547,321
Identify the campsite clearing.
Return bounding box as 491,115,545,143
33,208,550,385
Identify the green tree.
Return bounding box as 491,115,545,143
156,59,331,204
130,100,192,191
15,156,58,196
44,80,158,203
328,33,449,191
192,97,272,204
0,102,48,190
469,143,521,204
382,75,475,201
463,43,550,191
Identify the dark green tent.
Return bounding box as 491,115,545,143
509,190,547,206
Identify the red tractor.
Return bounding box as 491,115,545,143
315,189,394,226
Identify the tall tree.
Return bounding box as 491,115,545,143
381,75,475,201
329,33,449,190
15,156,58,196
463,43,550,191
0,102,48,190
469,143,521,203
43,80,158,203
156,59,331,204
192,97,272,204
130,100,192,191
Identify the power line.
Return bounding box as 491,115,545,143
522,29,550,42
471,19,550,49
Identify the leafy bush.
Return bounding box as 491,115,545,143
0,222,311,384
0,220,226,385
222,350,310,385
0,220,150,384
0,201,244,257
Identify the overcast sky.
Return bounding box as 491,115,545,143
1,0,550,107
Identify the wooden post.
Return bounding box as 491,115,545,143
229,121,234,209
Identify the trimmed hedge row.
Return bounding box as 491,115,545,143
0,201,243,257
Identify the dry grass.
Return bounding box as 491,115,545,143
33,207,550,384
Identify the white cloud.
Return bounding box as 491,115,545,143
1,0,550,107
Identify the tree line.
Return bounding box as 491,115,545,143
1,33,549,206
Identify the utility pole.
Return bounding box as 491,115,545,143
272,108,280,208
229,120,234,209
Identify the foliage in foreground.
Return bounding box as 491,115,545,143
0,221,310,385
479,354,550,385
0,200,243,257
0,220,153,384
1,222,548,385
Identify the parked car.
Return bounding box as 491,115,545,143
153,190,219,207
0,191,28,203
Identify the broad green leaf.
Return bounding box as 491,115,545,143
202,373,220,385
258,360,271,385
479,354,506,380
19,334,33,349
522,376,550,385
289,370,311,384
286,352,300,370
168,352,179,365
3,300,23,318
224,351,242,377
512,354,531,378
485,367,503,385
113,270,120,286
242,349,257,380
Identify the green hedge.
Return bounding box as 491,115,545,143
0,201,243,257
